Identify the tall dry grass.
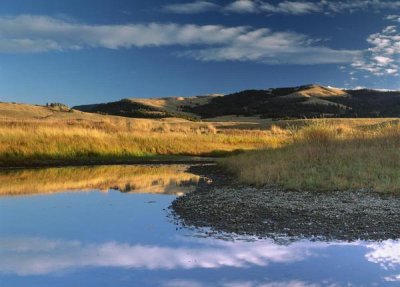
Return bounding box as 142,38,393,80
222,121,400,193
0,118,287,166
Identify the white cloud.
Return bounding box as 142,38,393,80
382,25,397,34
0,15,361,66
386,68,398,74
385,274,400,282
352,24,400,76
163,1,219,14
164,1,400,15
386,14,400,22
222,280,319,287
374,55,393,65
180,30,361,65
163,279,320,287
225,0,258,13
0,15,248,52
261,1,322,15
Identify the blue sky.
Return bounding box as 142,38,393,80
0,0,399,105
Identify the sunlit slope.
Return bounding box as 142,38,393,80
73,94,223,119
282,85,348,98
280,85,349,107
185,85,400,118
132,94,223,118
72,84,400,119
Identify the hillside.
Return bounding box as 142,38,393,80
185,85,400,118
72,85,400,119
0,102,99,121
73,94,222,120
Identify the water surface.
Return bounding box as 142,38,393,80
1,165,400,287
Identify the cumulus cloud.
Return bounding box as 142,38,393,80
351,23,400,76
0,15,361,66
163,1,219,14
164,0,400,15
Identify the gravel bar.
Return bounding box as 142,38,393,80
171,164,400,241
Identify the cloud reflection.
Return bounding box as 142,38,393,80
163,279,319,287
0,237,325,276
2,236,400,280
366,240,400,269
365,240,400,282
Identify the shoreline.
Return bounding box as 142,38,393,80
4,159,400,241
0,156,216,170
172,164,400,241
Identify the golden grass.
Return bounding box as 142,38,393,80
222,120,400,193
3,103,400,193
0,114,286,166
0,165,200,197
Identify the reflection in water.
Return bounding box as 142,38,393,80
1,235,400,279
162,279,319,287
0,237,316,275
0,165,201,196
366,240,400,282
366,240,400,268
1,165,400,286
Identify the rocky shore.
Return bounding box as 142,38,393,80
171,164,400,241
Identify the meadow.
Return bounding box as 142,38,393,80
2,102,400,192
222,119,400,193
0,103,286,167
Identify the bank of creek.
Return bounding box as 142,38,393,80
171,164,400,241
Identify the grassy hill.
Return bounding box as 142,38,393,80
73,94,222,120
185,85,400,119
73,85,400,120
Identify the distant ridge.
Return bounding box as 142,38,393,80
73,84,400,119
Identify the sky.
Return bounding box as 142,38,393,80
0,0,399,106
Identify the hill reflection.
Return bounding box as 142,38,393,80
0,165,201,196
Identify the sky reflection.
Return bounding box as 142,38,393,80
1,165,400,286
1,236,399,278
0,237,316,275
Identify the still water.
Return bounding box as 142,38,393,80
1,165,400,287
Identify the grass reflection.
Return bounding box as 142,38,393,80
0,165,201,197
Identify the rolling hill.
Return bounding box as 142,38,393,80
72,84,400,119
